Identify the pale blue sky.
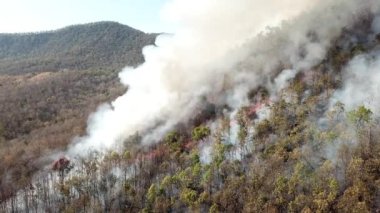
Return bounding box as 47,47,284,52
0,0,174,33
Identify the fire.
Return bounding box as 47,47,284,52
248,99,271,117
52,156,70,171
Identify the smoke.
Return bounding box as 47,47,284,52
312,50,380,166
270,69,297,100
68,0,379,156
372,15,380,34
331,51,380,114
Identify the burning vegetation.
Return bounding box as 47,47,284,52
2,0,380,212
52,157,71,172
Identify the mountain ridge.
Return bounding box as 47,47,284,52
0,21,157,74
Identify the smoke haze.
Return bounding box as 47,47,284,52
68,0,380,156
332,52,380,114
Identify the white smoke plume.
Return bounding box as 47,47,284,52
331,51,380,114
68,0,380,156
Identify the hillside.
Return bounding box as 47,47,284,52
2,1,380,213
0,21,157,74
0,22,157,204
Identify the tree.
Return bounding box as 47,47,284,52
347,106,372,128
336,181,371,213
347,106,373,150
180,188,198,208
192,125,211,141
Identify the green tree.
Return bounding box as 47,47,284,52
180,188,198,207
347,106,372,128
147,183,158,204
192,125,211,141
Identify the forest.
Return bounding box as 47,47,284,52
1,2,380,213
0,21,157,74
0,22,156,210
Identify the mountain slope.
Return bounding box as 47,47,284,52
0,22,157,203
3,2,380,212
0,21,157,74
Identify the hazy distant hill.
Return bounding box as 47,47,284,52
0,21,157,74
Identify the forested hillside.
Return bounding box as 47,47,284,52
0,21,157,74
0,22,157,205
2,1,380,213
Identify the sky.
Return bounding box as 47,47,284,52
0,0,175,33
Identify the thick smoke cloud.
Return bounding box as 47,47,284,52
68,0,380,156
331,51,380,114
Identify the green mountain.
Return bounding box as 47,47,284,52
0,21,157,74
